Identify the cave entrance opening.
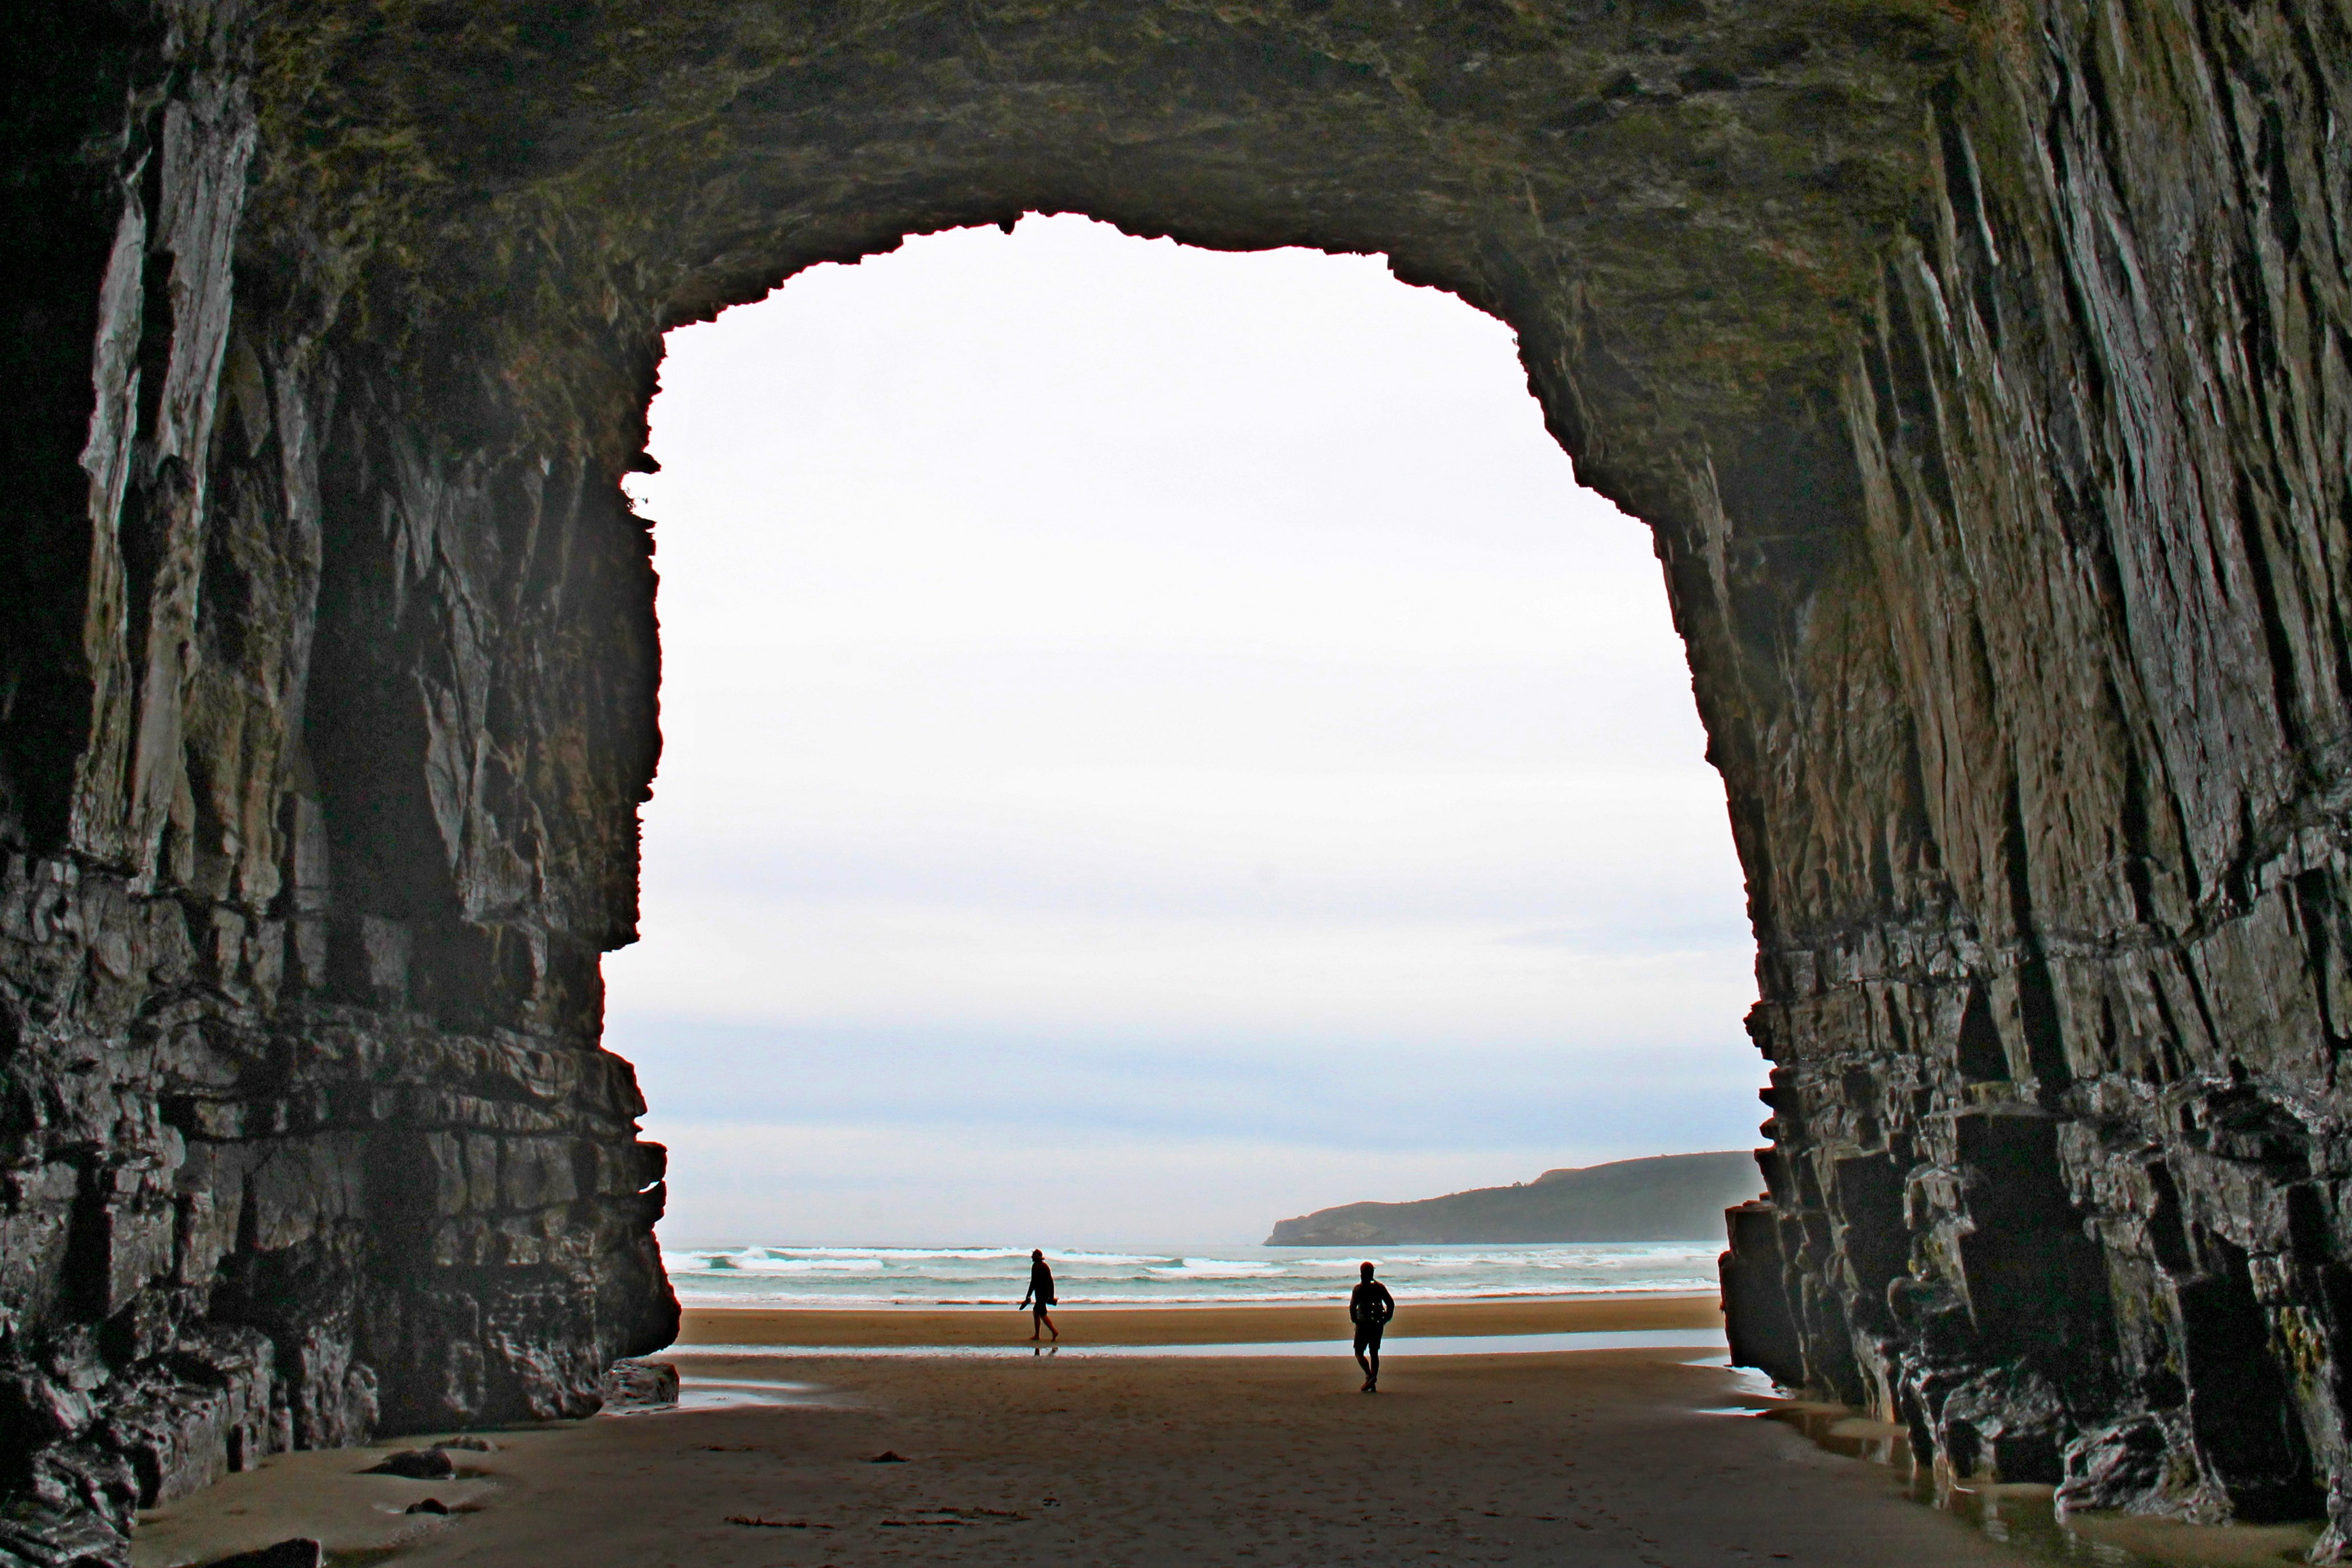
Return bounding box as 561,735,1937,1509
599,214,1761,1262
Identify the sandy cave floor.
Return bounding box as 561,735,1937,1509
132,1299,2325,1568
136,1350,2035,1567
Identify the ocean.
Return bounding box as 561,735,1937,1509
661,1240,1722,1307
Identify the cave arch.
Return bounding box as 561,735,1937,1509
7,1,2352,1561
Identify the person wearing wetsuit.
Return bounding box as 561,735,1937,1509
1349,1261,1395,1392
1019,1249,1059,1341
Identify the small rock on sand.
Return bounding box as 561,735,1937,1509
600,1359,680,1410
364,1450,457,1480
205,1541,323,1568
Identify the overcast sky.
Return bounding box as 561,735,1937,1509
609,215,1763,1248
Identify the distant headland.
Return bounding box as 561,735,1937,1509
1265,1152,1761,1245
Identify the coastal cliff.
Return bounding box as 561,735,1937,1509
1268,1154,1760,1245
9,0,2352,1560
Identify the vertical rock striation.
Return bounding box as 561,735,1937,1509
4,0,2351,1561
1719,1,2352,1546
1,6,675,1563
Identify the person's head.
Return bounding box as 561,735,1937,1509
1032,1249,1044,1262
1360,1262,1376,1280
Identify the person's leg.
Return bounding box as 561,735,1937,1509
1365,1329,1382,1388
1354,1333,1373,1389
1029,1307,1044,1340
1043,1309,1057,1339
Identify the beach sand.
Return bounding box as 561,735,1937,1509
677,1291,1723,1346
131,1300,2320,1567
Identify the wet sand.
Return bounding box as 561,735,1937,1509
132,1300,2321,1568
139,1339,2029,1567
678,1292,1722,1347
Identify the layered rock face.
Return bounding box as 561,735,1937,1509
1,7,677,1563
5,0,2349,1561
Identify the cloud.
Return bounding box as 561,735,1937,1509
609,215,1762,1244
644,1121,1751,1251
613,1015,1763,1148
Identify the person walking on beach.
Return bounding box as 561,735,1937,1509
1020,1249,1059,1341
1350,1261,1395,1392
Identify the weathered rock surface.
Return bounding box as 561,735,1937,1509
6,0,2351,1561
1267,1152,1760,1244
2,10,678,1563
597,1358,679,1411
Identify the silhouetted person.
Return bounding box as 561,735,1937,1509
1020,1249,1059,1341
1350,1261,1395,1392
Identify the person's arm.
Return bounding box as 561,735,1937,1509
1378,1283,1396,1323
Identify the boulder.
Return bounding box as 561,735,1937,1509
599,1361,679,1411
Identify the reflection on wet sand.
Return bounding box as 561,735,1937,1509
1728,1395,2321,1567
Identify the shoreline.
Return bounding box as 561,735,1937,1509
676,1285,1714,1307
673,1292,1722,1347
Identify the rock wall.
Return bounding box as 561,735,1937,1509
0,6,676,1564
1722,0,2352,1545
5,0,2350,1562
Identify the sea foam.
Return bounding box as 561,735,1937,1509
660,1240,1720,1306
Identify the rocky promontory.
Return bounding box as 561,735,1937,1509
1267,1154,1760,1246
